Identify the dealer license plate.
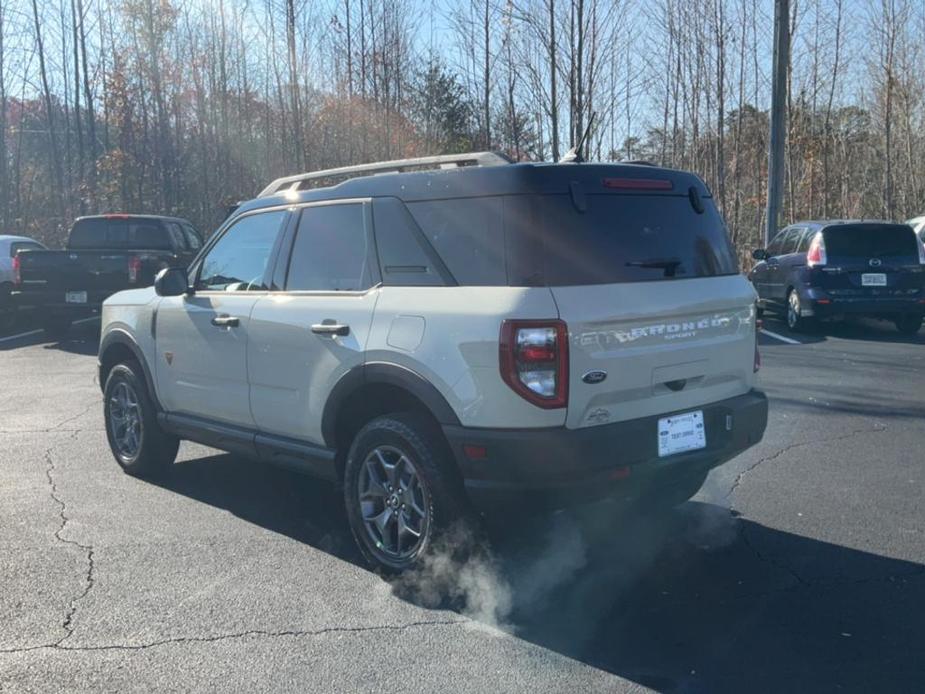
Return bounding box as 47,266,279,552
658,410,706,458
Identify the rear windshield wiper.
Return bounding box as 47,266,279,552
625,258,684,277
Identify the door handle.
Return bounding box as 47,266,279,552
211,315,240,328
311,322,350,337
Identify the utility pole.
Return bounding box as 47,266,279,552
765,0,789,245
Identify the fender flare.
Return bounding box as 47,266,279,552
98,329,162,411
321,362,460,448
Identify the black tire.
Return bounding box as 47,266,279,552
42,314,72,339
785,289,813,333
895,314,923,335
343,412,468,573
103,362,179,477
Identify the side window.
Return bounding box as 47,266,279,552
406,197,505,285
796,228,816,253
166,223,187,251
286,204,374,291
181,224,203,251
372,198,445,286
766,229,787,257
778,227,801,255
196,210,287,291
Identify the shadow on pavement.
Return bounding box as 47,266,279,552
148,452,925,693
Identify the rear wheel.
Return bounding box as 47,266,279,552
104,362,179,477
895,314,923,335
786,289,812,332
42,314,72,339
343,413,467,573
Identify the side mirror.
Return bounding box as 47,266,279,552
155,267,191,297
751,248,768,261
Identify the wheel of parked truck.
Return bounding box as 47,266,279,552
42,314,72,340
786,289,812,333
895,314,923,336
343,413,468,573
104,362,179,477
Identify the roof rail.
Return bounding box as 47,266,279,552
257,151,513,197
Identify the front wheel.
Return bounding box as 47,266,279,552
343,413,467,573
895,314,923,335
104,362,179,477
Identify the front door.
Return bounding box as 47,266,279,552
248,201,380,445
154,208,289,426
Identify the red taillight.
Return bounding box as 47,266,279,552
11,254,21,285
499,319,569,409
128,255,141,283
806,233,827,267
602,177,673,191
104,213,131,219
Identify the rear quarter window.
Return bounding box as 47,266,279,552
406,197,506,285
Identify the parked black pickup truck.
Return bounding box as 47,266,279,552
12,214,202,337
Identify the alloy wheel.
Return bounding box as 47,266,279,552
787,291,800,330
357,445,430,560
108,381,143,460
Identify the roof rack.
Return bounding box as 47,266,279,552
257,151,513,198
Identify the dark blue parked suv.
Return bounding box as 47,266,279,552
749,220,925,334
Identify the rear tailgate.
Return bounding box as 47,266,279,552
815,223,925,298
554,276,756,429
18,250,132,294
505,181,756,430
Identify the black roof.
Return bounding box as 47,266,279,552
234,161,711,219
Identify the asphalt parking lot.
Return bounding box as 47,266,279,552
1,315,923,693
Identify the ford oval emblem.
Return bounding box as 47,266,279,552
582,370,608,385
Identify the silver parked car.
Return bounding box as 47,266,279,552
0,234,46,330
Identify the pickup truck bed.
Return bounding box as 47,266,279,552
12,214,202,337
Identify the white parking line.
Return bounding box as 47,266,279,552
0,316,99,344
760,328,802,345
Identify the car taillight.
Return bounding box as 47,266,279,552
806,233,827,267
917,236,925,265
499,320,568,409
11,254,21,285
128,255,141,283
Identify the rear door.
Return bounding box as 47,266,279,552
818,224,923,298
507,191,757,430
155,208,289,426
247,201,380,445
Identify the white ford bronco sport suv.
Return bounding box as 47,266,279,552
98,152,768,572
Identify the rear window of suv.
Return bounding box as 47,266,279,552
407,193,738,286
69,218,171,250
822,224,919,260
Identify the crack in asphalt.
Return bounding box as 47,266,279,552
725,422,887,501
0,619,465,655
726,422,888,586
0,398,101,436
43,447,96,647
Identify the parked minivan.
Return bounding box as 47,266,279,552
750,220,925,334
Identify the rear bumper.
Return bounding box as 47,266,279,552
10,289,109,313
803,288,925,318
443,390,768,513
